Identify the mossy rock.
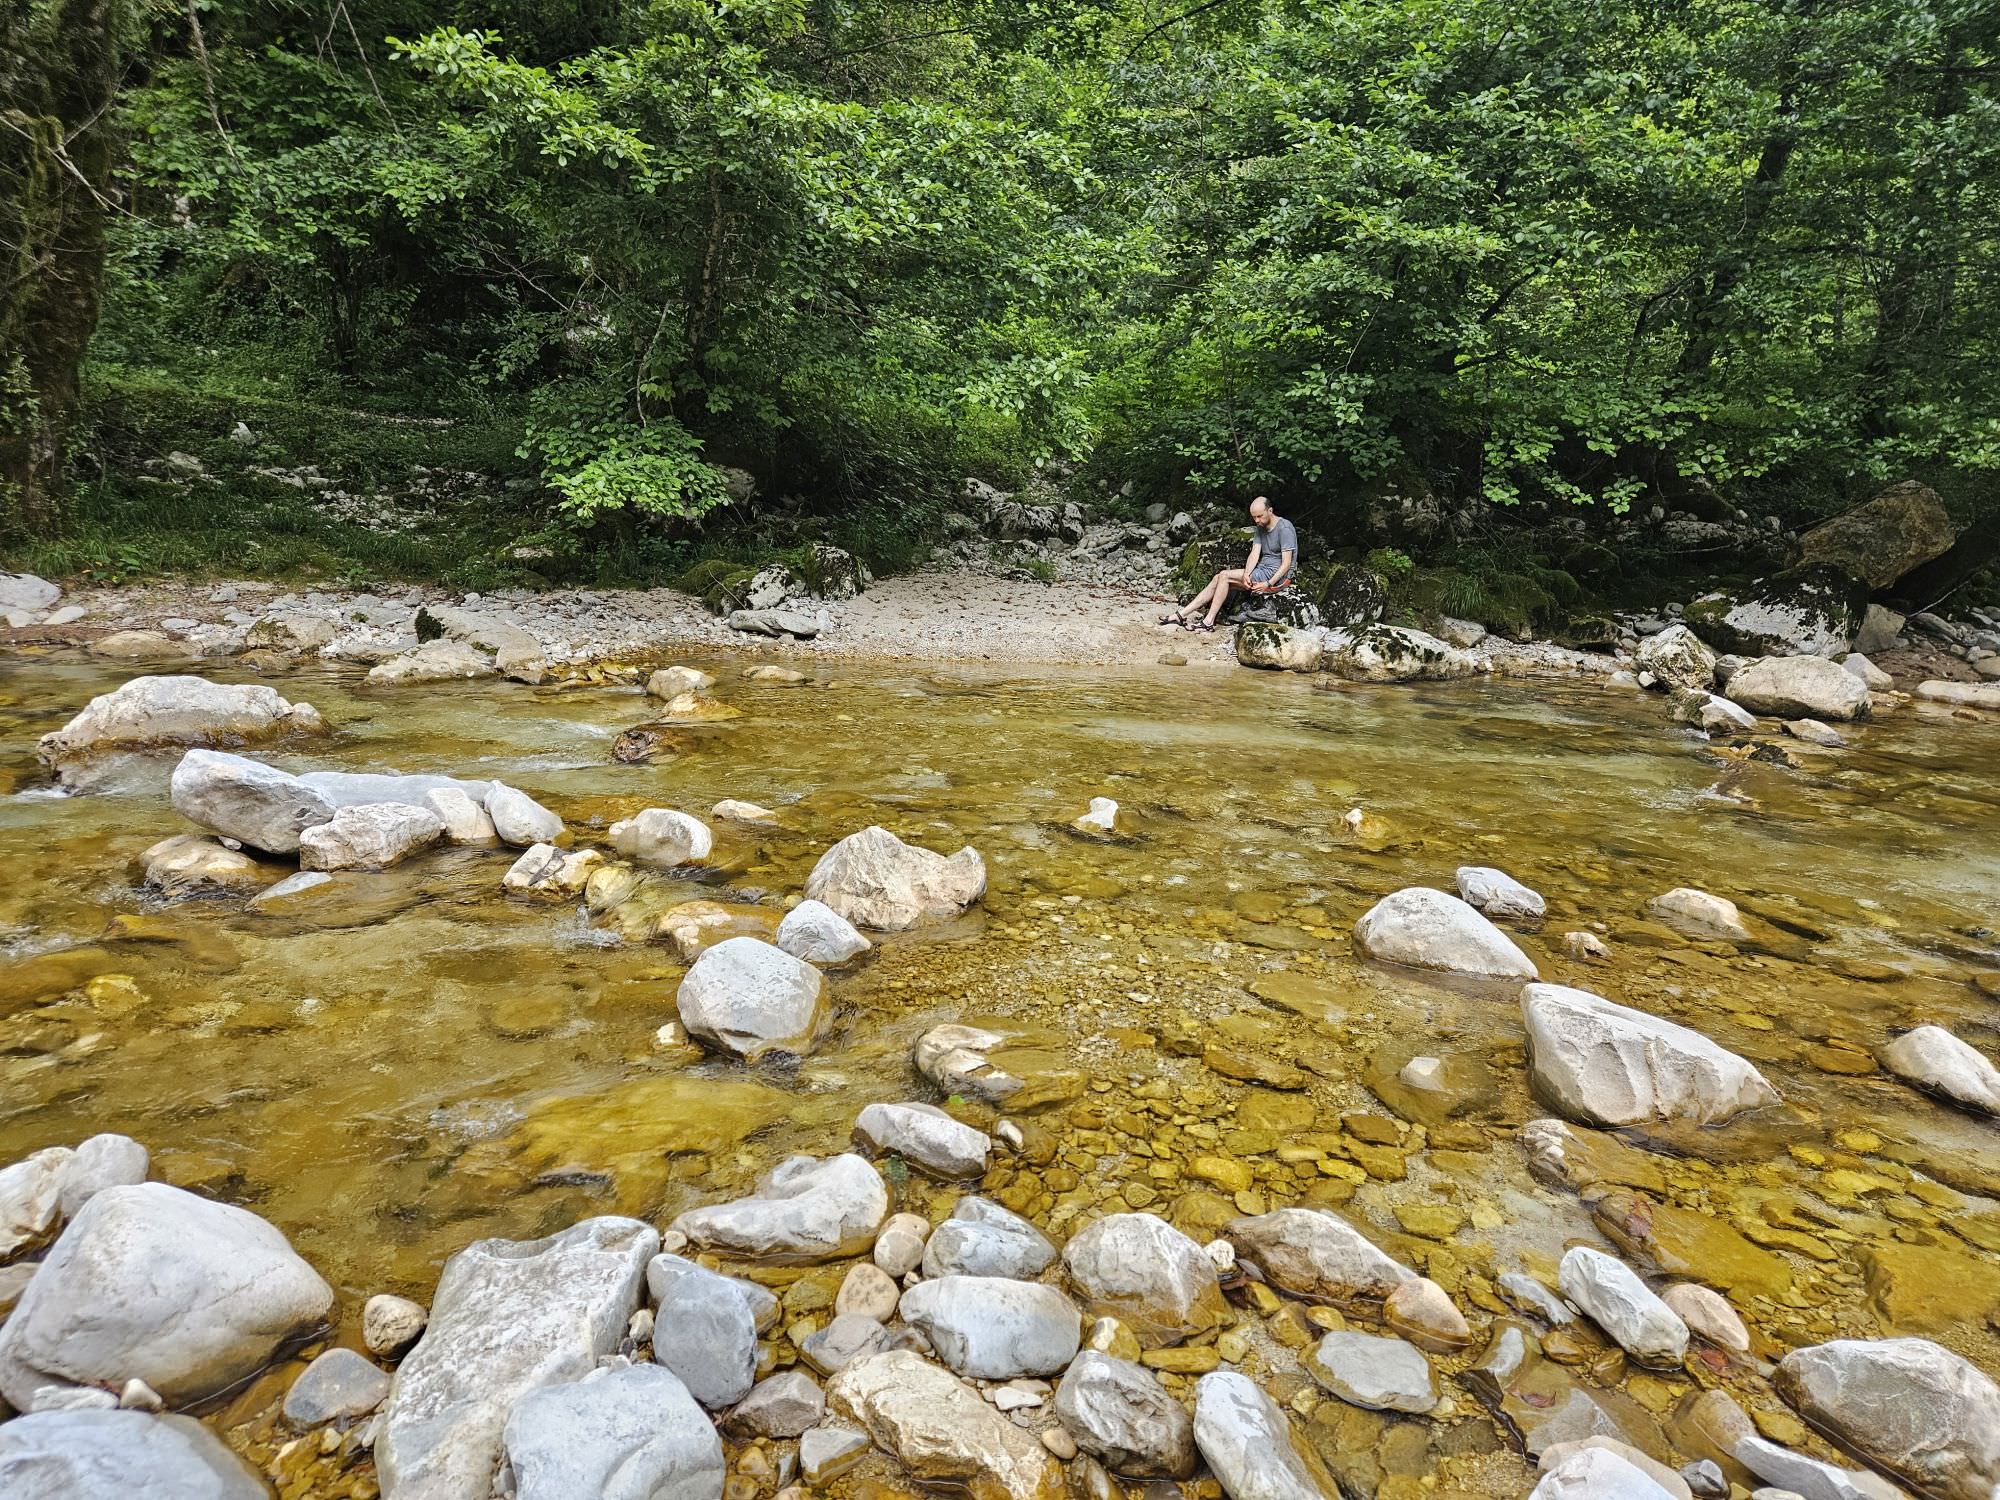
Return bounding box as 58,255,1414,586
1683,565,1868,657
673,559,759,615
1319,565,1387,627
1552,613,1617,650
1171,532,1253,598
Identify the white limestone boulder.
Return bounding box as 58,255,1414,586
670,1153,887,1264
1635,626,1718,694
1353,887,1538,979
501,1360,724,1500
827,1349,1066,1500
1062,1212,1228,1347
1726,655,1870,721
1774,1338,2000,1500
0,1183,333,1407
853,1102,991,1178
778,899,872,965
1645,887,1750,941
609,807,712,867
898,1276,1080,1380
1054,1349,1197,1479
298,802,445,871
1320,624,1491,682
1456,866,1546,921
169,749,332,853
37,675,326,775
1192,1371,1331,1500
1878,1025,2000,1117
484,782,562,846
1531,1444,1682,1500
676,936,829,1061
1557,1246,1688,1366
0,1410,267,1499
1306,1330,1437,1413
804,825,986,931
1522,983,1780,1127
140,834,265,896
922,1196,1057,1280
375,1216,658,1500
1234,622,1323,672
647,1252,758,1409
1225,1207,1415,1302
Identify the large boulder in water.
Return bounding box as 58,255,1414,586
1234,621,1323,671
169,748,333,854
0,1182,333,1407
1798,480,1956,590
1192,1371,1333,1500
1225,1207,1414,1302
1354,887,1538,979
1318,564,1388,627
805,825,986,931
0,1409,268,1499
898,1275,1081,1380
671,1153,888,1264
1320,624,1490,682
1878,1025,2000,1117
298,802,446,870
676,936,829,1060
501,1362,724,1500
1683,566,1868,657
36,675,325,777
1054,1349,1198,1479
375,1216,658,1500
1633,625,1717,694
1774,1338,2000,1500
1522,983,1780,1127
1724,654,1870,720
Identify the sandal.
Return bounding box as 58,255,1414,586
1157,612,1185,627
1186,620,1216,632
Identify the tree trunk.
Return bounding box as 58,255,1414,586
0,0,124,539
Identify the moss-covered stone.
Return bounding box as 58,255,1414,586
1683,565,1868,657
1318,565,1387,627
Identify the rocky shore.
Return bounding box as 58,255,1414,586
3,660,2000,1498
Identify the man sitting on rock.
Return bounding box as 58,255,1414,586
1161,495,1298,632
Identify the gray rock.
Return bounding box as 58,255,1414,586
1225,1207,1415,1303
1234,622,1324,672
799,1312,890,1376
1878,1025,2000,1117
1842,652,1893,690
1498,1272,1576,1326
0,1409,267,1499
501,1362,724,1500
777,899,872,964
284,1347,390,1427
1798,480,1955,589
1684,568,1867,658
1192,1370,1332,1499
1320,623,1490,681
245,613,339,652
140,833,264,895
646,665,715,700
1531,1445,1682,1500
827,1349,1066,1499
1307,1330,1436,1412
1063,1212,1228,1347
1456,866,1546,921
727,608,820,638
923,1196,1056,1280
295,769,492,810
54,1135,148,1219
376,1216,659,1500
0,1182,333,1407
647,1252,757,1408
1916,679,2000,709
1557,1247,1688,1365
1353,886,1539,980
1634,626,1717,694
299,802,445,871
420,786,497,845
1054,1349,1198,1478
1645,887,1750,941
1659,1284,1749,1353
799,1421,872,1484
1726,655,1871,721
1523,983,1779,1127
362,1294,427,1359
676,936,829,1061
363,638,496,684
1736,1436,1907,1500
250,870,334,909
0,572,59,613
1854,604,1905,655
0,1148,72,1257
169,749,333,853
911,1022,1081,1105
726,1369,824,1438
1670,690,1759,734
854,1102,991,1178
671,1153,887,1263
1684,1460,1729,1498
608,807,712,866
1775,1338,2000,1500
804,825,986,931
898,1275,1081,1380
1784,718,1845,747
484,782,562,846
37,675,324,775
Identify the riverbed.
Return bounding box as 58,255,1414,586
3,650,1998,1493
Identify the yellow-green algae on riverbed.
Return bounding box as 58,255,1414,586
2,651,1998,1497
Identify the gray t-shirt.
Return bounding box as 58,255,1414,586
1252,516,1298,581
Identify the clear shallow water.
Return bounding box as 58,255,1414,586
2,649,1997,1491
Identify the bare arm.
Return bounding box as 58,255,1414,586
1267,548,1295,586
1243,540,1262,575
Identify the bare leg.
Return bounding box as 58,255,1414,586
1204,569,1248,626
1172,568,1231,622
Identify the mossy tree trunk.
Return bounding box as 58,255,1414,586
0,0,125,539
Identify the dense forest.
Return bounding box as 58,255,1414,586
3,0,1997,606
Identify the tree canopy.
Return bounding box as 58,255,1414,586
5,0,1997,564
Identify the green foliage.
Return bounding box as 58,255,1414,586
1386,546,1585,636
